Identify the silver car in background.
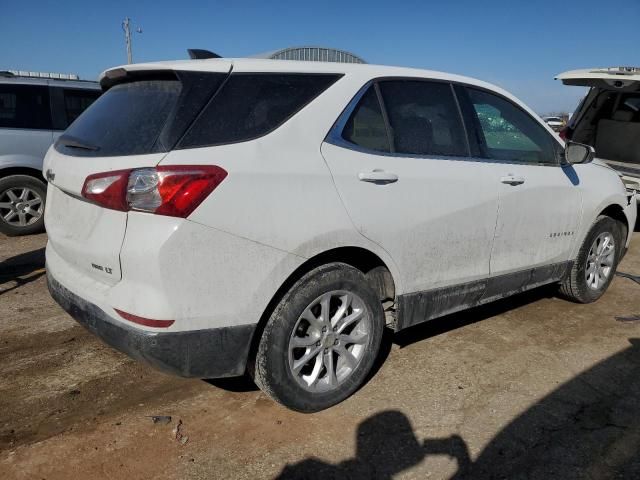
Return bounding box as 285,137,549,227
0,70,100,236
542,116,565,132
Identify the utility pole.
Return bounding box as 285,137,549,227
122,17,142,64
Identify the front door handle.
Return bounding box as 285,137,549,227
358,170,399,184
500,175,525,186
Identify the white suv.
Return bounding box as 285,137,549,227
0,71,100,236
44,59,637,412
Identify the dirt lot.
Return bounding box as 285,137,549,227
1,232,640,479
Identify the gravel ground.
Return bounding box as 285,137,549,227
1,231,640,479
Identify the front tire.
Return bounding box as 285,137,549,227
0,175,47,236
251,263,385,412
560,215,624,303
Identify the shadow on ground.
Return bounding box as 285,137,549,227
0,247,46,294
277,337,640,479
206,375,259,392
393,284,557,349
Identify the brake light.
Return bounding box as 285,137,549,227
82,169,130,211
82,165,227,218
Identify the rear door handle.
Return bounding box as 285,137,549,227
500,175,525,186
358,170,399,184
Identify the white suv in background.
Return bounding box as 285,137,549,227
0,71,100,235
542,115,565,132
45,58,636,412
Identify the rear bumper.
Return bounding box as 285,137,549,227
47,269,256,378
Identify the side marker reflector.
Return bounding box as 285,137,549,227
114,309,175,328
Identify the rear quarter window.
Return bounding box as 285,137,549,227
178,73,342,149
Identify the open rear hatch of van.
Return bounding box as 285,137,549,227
556,67,640,191
556,67,640,89
44,60,232,286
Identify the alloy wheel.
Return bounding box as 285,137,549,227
0,187,44,227
585,232,616,290
288,290,371,392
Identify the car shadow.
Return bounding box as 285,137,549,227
276,337,640,479
393,284,558,348
205,374,259,392
0,247,46,295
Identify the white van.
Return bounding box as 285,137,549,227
557,67,640,198
0,70,100,235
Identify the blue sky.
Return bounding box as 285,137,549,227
2,0,638,113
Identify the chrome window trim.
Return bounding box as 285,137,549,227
325,77,473,160
324,76,564,167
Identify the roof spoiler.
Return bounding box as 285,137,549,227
187,49,222,60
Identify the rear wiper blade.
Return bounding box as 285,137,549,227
60,135,100,151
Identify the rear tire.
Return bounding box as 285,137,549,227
251,263,384,413
0,175,47,237
559,215,624,303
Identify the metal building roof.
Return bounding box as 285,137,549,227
253,46,366,64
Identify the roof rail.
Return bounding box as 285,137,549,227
2,70,80,80
187,49,222,60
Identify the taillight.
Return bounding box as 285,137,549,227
82,169,130,211
82,165,227,218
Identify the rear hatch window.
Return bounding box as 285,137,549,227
55,71,227,157
56,70,341,157
57,79,180,156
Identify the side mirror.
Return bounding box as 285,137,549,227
564,141,595,165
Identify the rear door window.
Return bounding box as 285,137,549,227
377,80,468,157
0,84,52,130
178,73,342,148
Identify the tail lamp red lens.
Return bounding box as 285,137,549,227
82,165,227,218
81,169,131,211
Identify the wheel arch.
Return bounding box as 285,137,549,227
599,203,629,239
0,166,46,182
246,246,397,371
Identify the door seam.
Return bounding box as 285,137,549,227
318,142,404,293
